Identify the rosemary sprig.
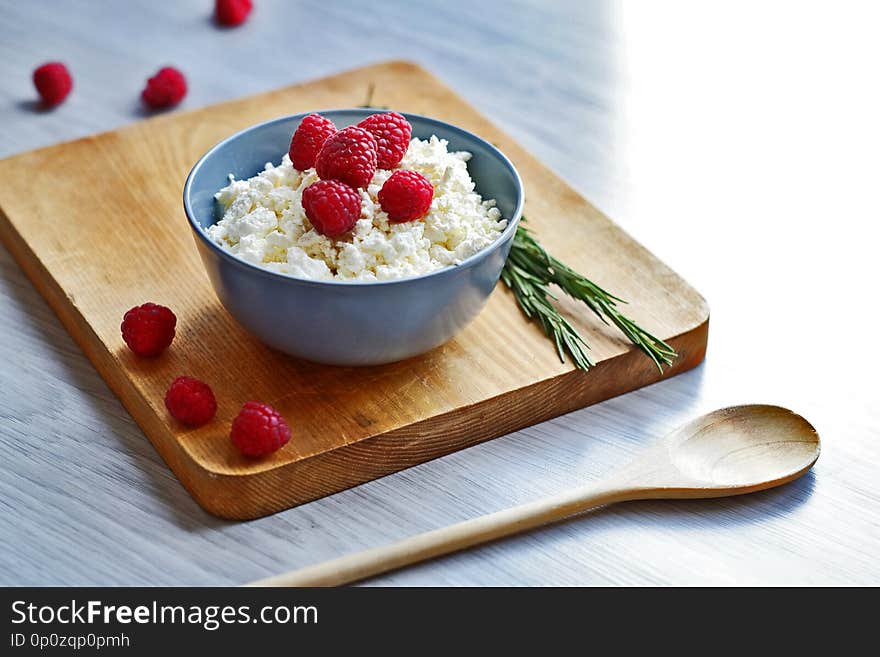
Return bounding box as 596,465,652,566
358,83,389,110
502,222,677,372
500,261,594,370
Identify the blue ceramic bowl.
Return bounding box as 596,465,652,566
183,109,524,366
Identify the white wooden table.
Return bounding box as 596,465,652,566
2,0,878,585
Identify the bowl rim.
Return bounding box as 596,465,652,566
182,109,524,288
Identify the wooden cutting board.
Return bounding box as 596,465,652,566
0,61,708,519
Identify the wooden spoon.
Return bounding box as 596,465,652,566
248,404,820,587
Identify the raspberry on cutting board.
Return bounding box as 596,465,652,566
358,111,412,169
164,376,217,427
379,169,434,223
120,302,176,357
231,401,291,457
289,113,337,170
302,179,362,237
315,125,378,189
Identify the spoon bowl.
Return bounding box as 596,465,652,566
250,404,821,586
625,404,821,496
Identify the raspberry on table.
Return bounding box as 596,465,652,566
357,112,412,169
231,401,291,457
315,125,378,189
141,67,187,109
289,113,337,171
378,170,434,223
215,0,253,26
164,376,217,427
32,62,73,107
302,179,362,237
121,302,177,357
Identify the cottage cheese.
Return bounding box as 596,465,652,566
207,136,507,281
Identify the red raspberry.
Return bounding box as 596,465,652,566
302,180,361,237
315,126,377,189
121,302,177,357
288,113,337,170
141,67,187,109
378,170,434,223
33,62,73,107
357,112,412,169
215,0,252,26
164,376,217,427
231,401,291,457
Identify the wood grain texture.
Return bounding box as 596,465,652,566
0,61,708,519
1,0,878,586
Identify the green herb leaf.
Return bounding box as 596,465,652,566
502,221,677,372
358,83,389,110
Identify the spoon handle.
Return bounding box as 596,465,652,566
247,480,637,587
